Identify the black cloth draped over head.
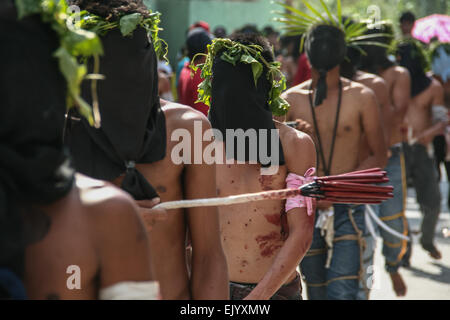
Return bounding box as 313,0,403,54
305,24,347,107
0,1,74,291
359,28,395,76
396,42,432,97
209,57,285,167
65,28,166,200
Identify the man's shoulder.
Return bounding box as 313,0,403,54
74,174,138,219
282,81,312,116
162,100,210,129
283,80,312,97
343,77,374,96
356,71,386,85
387,65,410,79
278,123,316,173
356,72,388,95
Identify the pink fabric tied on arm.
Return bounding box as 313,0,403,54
285,168,317,216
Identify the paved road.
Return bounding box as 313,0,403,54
370,180,450,300
299,171,450,300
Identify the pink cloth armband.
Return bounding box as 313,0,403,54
285,167,316,216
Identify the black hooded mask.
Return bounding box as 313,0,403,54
305,24,347,106
66,27,166,200
0,1,74,296
359,27,395,75
209,56,285,168
396,42,432,97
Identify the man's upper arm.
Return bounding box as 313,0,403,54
183,116,223,253
393,68,411,117
360,88,388,167
96,191,153,289
432,80,445,106
285,132,317,236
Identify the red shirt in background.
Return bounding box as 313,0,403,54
177,62,209,117
293,53,312,87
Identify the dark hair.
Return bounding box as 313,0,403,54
186,27,213,60
213,26,227,39
239,24,260,36
340,17,360,79
359,22,396,74
400,11,416,24
230,32,274,63
262,25,278,37
69,0,150,21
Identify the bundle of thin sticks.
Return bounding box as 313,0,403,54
153,168,393,210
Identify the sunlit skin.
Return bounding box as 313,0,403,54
113,100,229,300
217,121,316,300
24,174,154,300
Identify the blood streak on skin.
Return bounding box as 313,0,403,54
264,214,281,226
258,175,274,191
255,231,283,258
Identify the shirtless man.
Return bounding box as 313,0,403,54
123,101,229,300
0,2,156,300
397,40,447,260
430,43,450,208
282,24,387,300
210,34,316,300
359,24,413,295
342,30,411,298
66,0,229,300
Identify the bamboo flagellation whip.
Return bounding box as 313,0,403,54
153,168,394,211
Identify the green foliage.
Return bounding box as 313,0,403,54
191,38,290,116
396,38,431,71
14,0,168,128
273,0,391,54
15,0,102,127
77,10,168,61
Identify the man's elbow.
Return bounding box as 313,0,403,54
290,224,314,255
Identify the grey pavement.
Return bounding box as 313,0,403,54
370,173,450,300
299,166,450,300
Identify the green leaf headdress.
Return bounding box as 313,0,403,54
191,38,290,117
273,0,391,55
14,0,167,128
15,0,105,127
75,7,167,61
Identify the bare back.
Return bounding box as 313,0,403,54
115,104,190,300
25,174,152,300
217,123,314,285
354,71,391,162
407,78,445,144
114,101,228,300
379,66,411,146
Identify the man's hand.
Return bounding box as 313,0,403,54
136,198,168,230
294,119,314,136
417,121,447,146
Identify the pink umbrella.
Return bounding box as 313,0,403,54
412,14,450,44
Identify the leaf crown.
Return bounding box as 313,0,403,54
15,0,166,128
191,38,290,117
273,0,391,56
